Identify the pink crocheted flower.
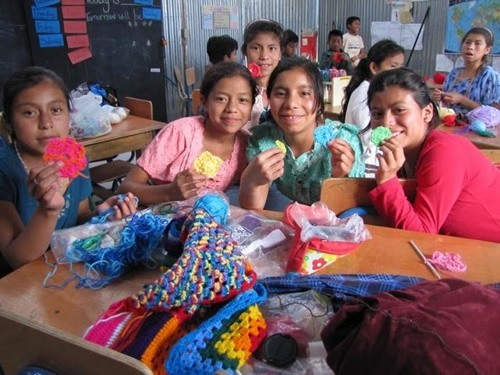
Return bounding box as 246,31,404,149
43,137,87,179
247,63,262,78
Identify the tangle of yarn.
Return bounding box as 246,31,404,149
428,251,467,272
67,212,169,289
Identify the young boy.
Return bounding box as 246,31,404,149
206,35,238,64
319,29,353,75
343,16,366,67
282,29,299,58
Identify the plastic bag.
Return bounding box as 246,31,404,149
227,206,295,278
69,91,112,139
284,202,371,274
466,105,500,129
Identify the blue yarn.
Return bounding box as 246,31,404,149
192,194,229,225
66,212,169,289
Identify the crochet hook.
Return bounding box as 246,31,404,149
409,240,441,279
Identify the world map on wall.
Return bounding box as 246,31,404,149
445,0,500,54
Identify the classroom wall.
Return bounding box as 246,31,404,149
163,0,456,121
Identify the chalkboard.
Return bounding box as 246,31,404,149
23,0,166,121
0,2,32,109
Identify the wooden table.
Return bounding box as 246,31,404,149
81,115,166,162
324,103,342,121
438,124,500,150
0,220,498,338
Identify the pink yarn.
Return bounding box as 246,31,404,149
428,251,467,272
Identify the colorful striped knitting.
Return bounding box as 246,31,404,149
166,283,268,375
85,195,265,374
131,207,257,315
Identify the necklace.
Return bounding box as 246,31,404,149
14,142,30,174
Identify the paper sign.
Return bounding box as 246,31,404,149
62,6,86,19
61,0,84,4
68,47,92,64
32,6,58,20
35,20,61,34
66,34,89,48
35,0,61,7
63,20,87,34
142,8,161,21
134,0,154,5
39,34,64,48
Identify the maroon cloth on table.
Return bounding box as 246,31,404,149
321,279,500,375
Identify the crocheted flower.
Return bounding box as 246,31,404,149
248,63,262,78
333,52,342,63
193,151,223,179
275,140,286,154
313,125,339,148
370,126,393,146
43,137,87,178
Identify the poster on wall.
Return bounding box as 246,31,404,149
445,0,499,54
202,6,239,29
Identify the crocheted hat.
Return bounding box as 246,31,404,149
166,283,268,375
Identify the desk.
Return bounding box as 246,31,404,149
81,115,166,162
0,221,498,338
438,125,500,150
323,103,342,121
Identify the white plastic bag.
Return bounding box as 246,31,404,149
69,92,112,139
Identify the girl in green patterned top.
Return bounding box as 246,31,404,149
239,57,364,210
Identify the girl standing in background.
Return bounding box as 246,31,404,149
241,19,283,128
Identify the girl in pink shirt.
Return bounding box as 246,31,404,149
368,68,500,242
118,62,257,205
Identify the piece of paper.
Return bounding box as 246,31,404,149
134,0,154,5
142,8,161,21
62,6,86,19
66,34,89,48
32,6,58,20
68,47,92,64
371,21,424,50
63,20,87,34
39,34,64,48
61,0,84,4
435,54,454,72
35,0,61,7
35,20,61,34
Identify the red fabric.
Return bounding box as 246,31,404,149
369,131,500,242
321,279,500,375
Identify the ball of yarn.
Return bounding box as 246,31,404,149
192,194,229,225
470,119,486,133
433,72,446,84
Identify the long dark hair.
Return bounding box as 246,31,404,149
341,39,404,122
368,67,440,130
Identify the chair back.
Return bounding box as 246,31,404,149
320,177,417,225
123,97,153,120
192,89,202,115
0,308,152,375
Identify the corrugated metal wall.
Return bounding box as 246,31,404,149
162,0,451,122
